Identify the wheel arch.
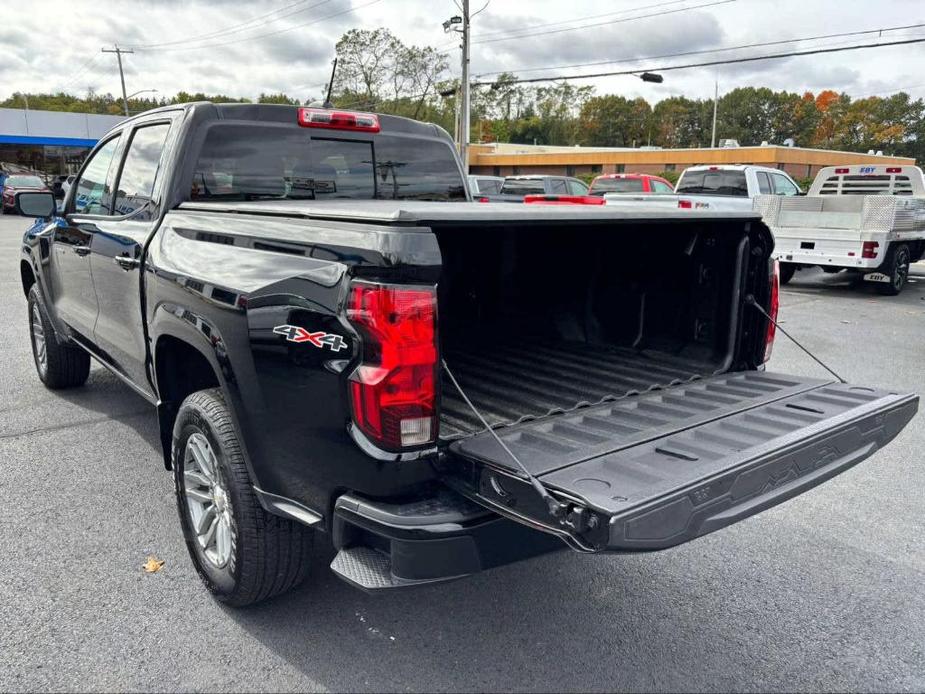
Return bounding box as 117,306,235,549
20,259,36,297
153,332,223,469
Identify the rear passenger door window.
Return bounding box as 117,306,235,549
757,172,772,194
113,123,171,219
549,179,568,194
72,137,120,215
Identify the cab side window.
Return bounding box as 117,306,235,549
113,123,171,219
652,180,673,194
73,137,120,215
772,173,800,196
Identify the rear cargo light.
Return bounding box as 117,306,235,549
346,282,437,450
763,260,780,364
834,168,849,174
678,199,693,209
886,167,901,173
862,241,879,259
298,107,380,132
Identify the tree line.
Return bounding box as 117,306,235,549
3,27,922,161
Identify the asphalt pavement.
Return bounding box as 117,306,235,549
1,213,924,692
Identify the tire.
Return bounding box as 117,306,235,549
779,262,796,285
876,243,910,296
27,285,90,389
173,388,313,606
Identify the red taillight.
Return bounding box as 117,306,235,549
523,194,604,205
763,260,780,363
347,283,437,450
298,107,380,132
834,168,849,174
862,241,879,259
477,196,490,203
886,167,901,173
678,199,693,209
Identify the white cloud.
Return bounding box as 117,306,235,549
2,0,924,104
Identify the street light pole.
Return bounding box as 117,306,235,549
102,45,135,116
711,80,719,148
460,0,471,171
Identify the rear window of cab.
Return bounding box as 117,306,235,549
190,124,467,202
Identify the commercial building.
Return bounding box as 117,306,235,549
0,108,125,179
469,142,916,180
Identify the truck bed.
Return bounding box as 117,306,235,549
440,339,708,440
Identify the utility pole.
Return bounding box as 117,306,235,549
460,0,471,171
711,80,719,148
102,45,134,117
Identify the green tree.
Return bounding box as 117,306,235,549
578,95,651,147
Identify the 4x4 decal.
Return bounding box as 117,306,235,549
273,324,348,352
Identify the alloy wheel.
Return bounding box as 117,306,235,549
183,432,234,568
31,303,47,377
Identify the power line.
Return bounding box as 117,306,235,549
126,0,333,50
436,0,693,50
133,0,382,52
471,0,735,46
471,36,925,87
474,22,925,78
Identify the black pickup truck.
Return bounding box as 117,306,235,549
15,103,917,606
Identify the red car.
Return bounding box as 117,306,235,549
588,173,674,196
1,174,51,214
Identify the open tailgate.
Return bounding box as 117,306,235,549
442,371,917,552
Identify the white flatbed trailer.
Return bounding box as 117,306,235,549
755,165,925,295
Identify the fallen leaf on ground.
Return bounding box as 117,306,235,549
143,556,165,573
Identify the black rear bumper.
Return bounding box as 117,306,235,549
329,487,563,591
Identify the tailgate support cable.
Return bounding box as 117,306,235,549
441,359,567,519
746,296,847,383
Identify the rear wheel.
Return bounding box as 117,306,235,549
779,262,796,285
877,243,910,296
27,286,90,389
173,388,313,606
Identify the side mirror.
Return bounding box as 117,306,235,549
15,191,57,218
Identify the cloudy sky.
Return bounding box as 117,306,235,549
2,0,924,105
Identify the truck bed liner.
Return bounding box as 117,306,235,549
440,340,715,440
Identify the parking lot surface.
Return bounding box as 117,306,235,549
1,213,924,692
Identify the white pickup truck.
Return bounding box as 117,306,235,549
604,164,802,211
755,165,925,295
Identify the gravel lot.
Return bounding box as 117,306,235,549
1,213,923,692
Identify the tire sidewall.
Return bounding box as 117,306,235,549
891,245,910,293
173,398,244,599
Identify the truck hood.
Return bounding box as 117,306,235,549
178,199,762,226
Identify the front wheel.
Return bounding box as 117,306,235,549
27,285,90,389
877,244,910,296
173,388,314,606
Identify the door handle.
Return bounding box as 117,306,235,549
73,245,91,256
114,255,140,271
